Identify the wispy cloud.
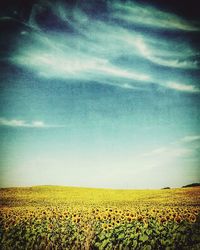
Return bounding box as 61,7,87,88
10,0,200,93
181,135,200,143
12,47,150,83
143,146,192,158
111,2,200,31
143,147,167,157
134,36,199,70
0,118,64,128
166,82,200,93
143,134,200,160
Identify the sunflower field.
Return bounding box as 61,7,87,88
0,186,200,249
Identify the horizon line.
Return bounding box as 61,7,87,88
0,183,199,191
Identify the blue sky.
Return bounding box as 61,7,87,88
0,0,200,188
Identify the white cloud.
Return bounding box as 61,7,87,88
143,145,192,159
12,37,151,84
98,64,150,81
181,135,200,143
112,2,200,31
0,118,64,128
143,147,167,157
134,36,199,70
142,134,200,163
10,0,200,93
166,82,200,93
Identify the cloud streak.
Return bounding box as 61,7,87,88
166,82,200,93
0,118,64,128
181,135,200,143
143,134,200,161
9,0,200,93
111,2,200,31
143,146,192,158
134,36,199,70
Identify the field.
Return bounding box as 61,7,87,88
0,186,200,250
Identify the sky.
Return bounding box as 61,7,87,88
0,0,200,189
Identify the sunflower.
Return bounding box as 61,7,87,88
189,214,196,223
96,215,102,221
160,217,167,223
102,223,108,231
107,213,111,218
137,215,143,222
76,217,81,223
48,224,53,230
111,221,116,227
174,216,181,223
126,216,132,222
103,214,107,220
112,216,116,221
116,220,120,225
4,223,9,231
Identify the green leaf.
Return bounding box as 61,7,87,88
99,234,106,241
127,224,133,228
130,233,136,239
100,239,110,250
139,234,148,242
146,229,152,235
118,233,125,240
132,240,137,248
143,245,152,250
95,242,101,248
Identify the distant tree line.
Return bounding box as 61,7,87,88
182,183,200,188
161,183,200,189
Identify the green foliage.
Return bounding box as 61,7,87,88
91,217,200,250
0,186,200,249
1,213,200,249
